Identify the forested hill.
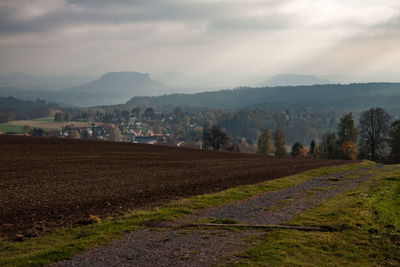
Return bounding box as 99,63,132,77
127,83,400,113
0,96,59,122
0,96,59,110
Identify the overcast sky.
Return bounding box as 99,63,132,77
0,0,399,87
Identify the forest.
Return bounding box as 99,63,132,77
127,83,400,115
0,97,58,123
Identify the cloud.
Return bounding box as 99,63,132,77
209,14,297,32
0,0,291,34
0,0,400,85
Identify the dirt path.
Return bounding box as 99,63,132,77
56,165,383,267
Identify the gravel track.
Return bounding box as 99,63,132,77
57,165,382,267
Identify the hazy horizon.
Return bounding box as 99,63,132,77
1,0,400,88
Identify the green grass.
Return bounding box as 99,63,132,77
31,117,54,122
0,161,372,267
0,117,54,133
229,165,400,266
0,124,23,133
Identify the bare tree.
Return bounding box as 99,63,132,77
358,108,391,161
389,119,400,163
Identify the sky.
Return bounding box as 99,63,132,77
0,0,399,87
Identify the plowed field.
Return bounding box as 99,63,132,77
0,135,349,240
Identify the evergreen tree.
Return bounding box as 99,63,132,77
309,140,316,155
30,128,45,136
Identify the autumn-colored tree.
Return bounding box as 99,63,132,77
340,141,358,160
298,146,309,157
291,142,307,157
73,129,81,139
257,129,273,154
338,113,358,144
337,113,358,159
109,126,121,140
151,121,163,134
273,130,287,156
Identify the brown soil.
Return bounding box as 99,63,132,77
0,135,349,241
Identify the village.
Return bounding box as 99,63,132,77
45,107,257,153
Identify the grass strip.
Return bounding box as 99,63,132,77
229,165,400,266
0,161,372,267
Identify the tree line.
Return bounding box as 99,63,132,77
255,107,400,163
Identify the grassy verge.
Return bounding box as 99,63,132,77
0,161,372,266
230,165,400,266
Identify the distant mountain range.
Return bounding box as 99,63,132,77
2,71,400,115
62,72,166,95
0,71,169,106
54,72,168,106
0,72,94,91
